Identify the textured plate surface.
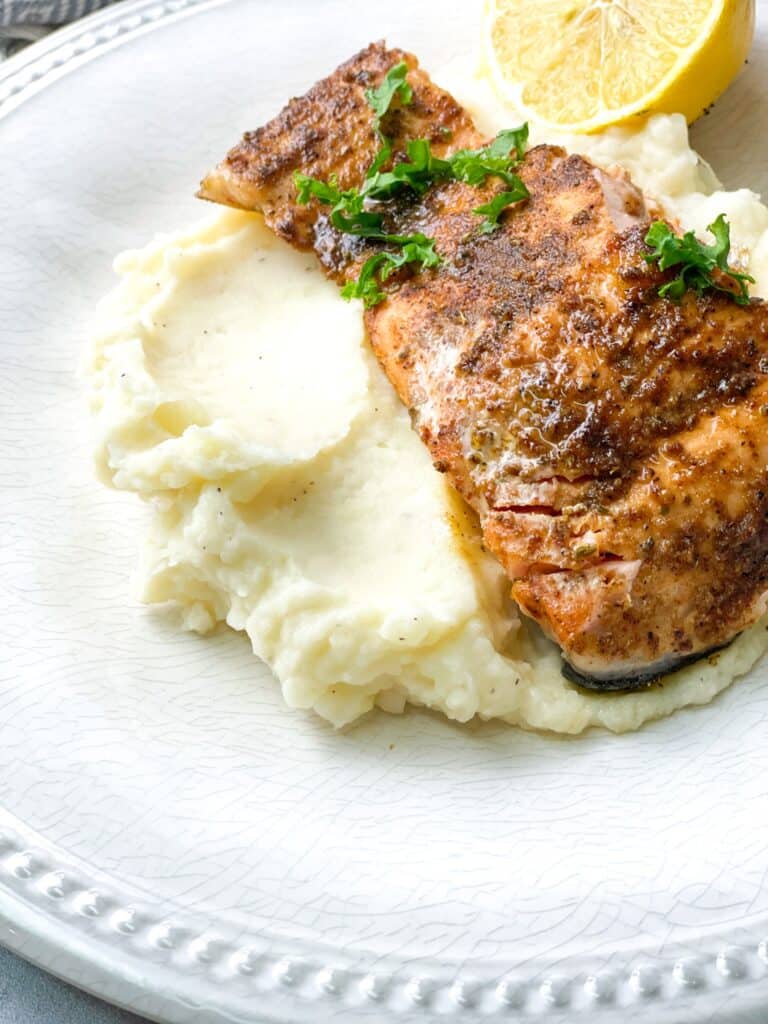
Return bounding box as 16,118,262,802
2,1,768,1021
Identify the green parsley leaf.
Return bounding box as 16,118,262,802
644,214,755,306
293,172,343,207
341,234,441,308
473,181,529,233
367,138,393,178
365,61,413,135
486,124,529,160
363,138,453,199
384,233,442,274
361,126,529,203
449,126,529,188
340,255,389,307
329,194,385,236
293,171,386,237
364,62,414,177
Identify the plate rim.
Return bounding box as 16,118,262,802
0,0,225,119
3,1,768,1021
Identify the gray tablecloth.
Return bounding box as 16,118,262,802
0,0,121,56
0,1,117,28
0,945,148,1023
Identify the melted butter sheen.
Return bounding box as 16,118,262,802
88,145,768,730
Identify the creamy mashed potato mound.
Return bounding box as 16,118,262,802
87,85,768,731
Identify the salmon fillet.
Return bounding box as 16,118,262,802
199,42,768,689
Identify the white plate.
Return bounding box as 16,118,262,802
2,1,768,1021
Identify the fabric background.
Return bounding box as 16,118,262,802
0,946,147,1023
0,1,118,27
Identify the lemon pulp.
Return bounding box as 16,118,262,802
484,0,755,132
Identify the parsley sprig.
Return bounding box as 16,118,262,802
473,186,530,234
294,174,388,237
644,214,754,306
294,62,529,307
340,235,441,307
450,125,529,187
365,60,413,175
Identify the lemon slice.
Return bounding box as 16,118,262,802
483,0,755,133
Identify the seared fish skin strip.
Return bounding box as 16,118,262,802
199,42,768,689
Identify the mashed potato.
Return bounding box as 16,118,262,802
87,85,768,731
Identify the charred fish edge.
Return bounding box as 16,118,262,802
561,638,738,693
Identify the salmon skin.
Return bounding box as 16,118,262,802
199,42,768,690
